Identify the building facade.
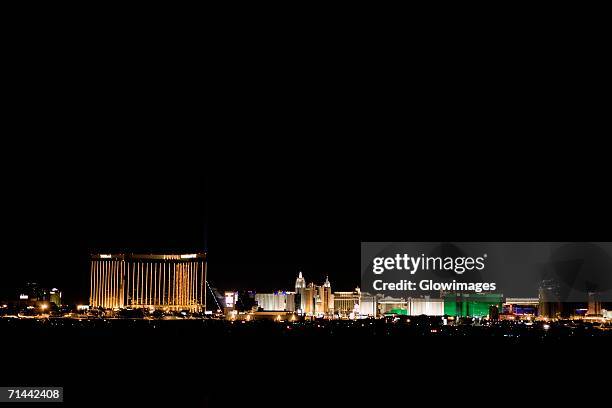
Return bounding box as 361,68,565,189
294,273,333,316
444,293,503,318
295,272,306,313
303,284,316,315
407,297,444,316
539,279,562,318
255,291,296,311
587,292,602,316
358,291,377,317
378,296,407,315
49,288,62,306
316,277,333,315
377,296,446,316
503,297,539,316
90,253,206,311
334,291,359,316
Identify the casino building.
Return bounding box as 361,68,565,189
378,296,444,316
255,291,296,312
294,273,333,316
443,293,503,318
90,253,206,312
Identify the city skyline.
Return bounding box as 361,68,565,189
4,254,610,323
4,30,609,406
6,160,612,408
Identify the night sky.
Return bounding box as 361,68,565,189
3,140,362,304
2,102,609,305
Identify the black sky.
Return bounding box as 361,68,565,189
4,131,610,306
2,136,365,303
2,65,610,305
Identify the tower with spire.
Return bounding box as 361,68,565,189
295,271,306,314
323,275,333,313
295,271,306,289
294,272,334,316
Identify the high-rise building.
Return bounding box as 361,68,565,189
334,290,360,316
587,292,602,316
303,283,316,315
295,272,306,313
293,273,333,316
358,290,377,317
315,278,333,315
286,292,295,312
90,253,206,311
407,297,444,316
255,291,295,311
489,305,500,320
323,276,333,313
295,272,305,289
444,293,503,318
378,296,408,315
49,288,62,306
224,291,238,311
539,279,562,318
376,295,444,316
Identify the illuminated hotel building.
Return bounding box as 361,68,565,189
255,291,296,311
359,291,377,317
334,291,359,316
295,272,306,313
333,288,378,318
90,253,206,311
539,279,562,318
303,284,316,315
313,276,333,315
444,293,503,318
49,288,62,306
294,273,333,316
409,297,444,316
377,296,444,316
378,296,408,315
503,298,539,316
322,276,333,313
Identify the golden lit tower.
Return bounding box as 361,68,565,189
89,253,206,312
295,271,306,313
323,275,333,313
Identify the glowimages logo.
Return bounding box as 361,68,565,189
363,242,612,300
372,253,488,275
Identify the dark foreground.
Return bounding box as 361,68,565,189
2,318,610,406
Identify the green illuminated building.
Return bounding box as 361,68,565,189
443,293,503,317
385,308,408,316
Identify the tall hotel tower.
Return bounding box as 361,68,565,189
90,253,206,312
295,271,306,313
294,272,333,316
